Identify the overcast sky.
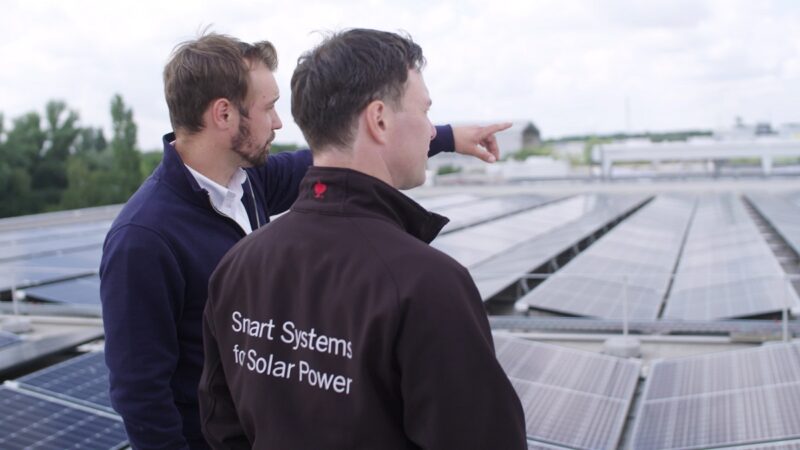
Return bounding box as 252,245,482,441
2,0,798,151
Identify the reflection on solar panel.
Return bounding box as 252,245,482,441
630,342,800,450
494,334,640,450
434,194,551,234
16,351,112,413
663,194,799,320
24,275,101,306
0,248,101,293
747,193,800,258
520,195,694,320
0,386,127,450
0,330,21,350
469,194,648,299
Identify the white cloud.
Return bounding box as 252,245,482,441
1,0,798,152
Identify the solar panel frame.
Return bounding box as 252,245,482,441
15,351,113,414
0,386,127,450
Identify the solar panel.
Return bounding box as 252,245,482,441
520,195,694,320
24,275,101,306
663,194,799,320
0,248,101,293
433,195,601,269
0,386,127,450
747,193,800,259
0,330,21,350
15,351,113,413
0,233,104,262
468,194,648,299
0,220,111,247
435,194,552,234
412,193,479,210
630,342,800,450
494,334,640,450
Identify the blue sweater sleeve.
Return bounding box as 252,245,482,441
100,225,190,450
429,125,455,157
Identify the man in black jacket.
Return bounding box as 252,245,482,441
199,29,527,449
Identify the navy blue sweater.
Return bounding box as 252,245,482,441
100,128,454,450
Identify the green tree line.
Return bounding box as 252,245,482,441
0,96,300,219
0,95,158,218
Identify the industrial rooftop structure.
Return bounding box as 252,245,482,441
1,181,799,449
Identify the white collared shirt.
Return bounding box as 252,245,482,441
185,165,253,235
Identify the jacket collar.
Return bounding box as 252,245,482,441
156,132,209,207
292,167,449,244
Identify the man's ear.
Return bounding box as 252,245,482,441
208,98,235,130
364,100,389,145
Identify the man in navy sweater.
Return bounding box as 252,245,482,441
99,32,511,449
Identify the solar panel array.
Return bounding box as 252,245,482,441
0,386,127,450
468,194,648,300
663,194,799,320
630,342,800,450
520,195,694,320
494,334,640,450
15,351,112,413
746,192,800,258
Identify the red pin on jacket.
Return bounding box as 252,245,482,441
313,180,327,199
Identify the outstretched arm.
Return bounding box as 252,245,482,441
453,122,512,162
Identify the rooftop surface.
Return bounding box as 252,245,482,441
1,177,799,449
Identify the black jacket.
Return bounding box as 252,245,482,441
199,167,527,449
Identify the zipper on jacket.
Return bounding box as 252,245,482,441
205,193,247,237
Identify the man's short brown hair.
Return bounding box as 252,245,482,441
164,33,278,134
291,29,425,151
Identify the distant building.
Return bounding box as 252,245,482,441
521,122,541,148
